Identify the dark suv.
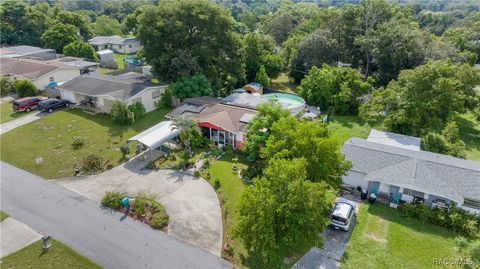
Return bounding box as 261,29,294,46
12,97,44,112
38,99,74,113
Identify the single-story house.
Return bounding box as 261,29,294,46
58,72,166,113
167,97,257,149
342,135,480,215
1,57,98,90
0,45,57,60
88,36,140,54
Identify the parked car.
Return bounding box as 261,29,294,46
38,98,74,113
330,199,356,231
12,97,45,112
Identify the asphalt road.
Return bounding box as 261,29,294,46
0,162,234,269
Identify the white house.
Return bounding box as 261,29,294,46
58,72,166,113
0,57,98,90
96,49,114,64
342,136,480,215
88,36,140,54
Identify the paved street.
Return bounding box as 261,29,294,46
1,162,233,269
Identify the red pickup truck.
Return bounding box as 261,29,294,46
12,97,46,112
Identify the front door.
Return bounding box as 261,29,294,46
218,131,225,147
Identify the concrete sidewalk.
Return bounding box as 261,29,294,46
0,111,46,135
0,217,42,258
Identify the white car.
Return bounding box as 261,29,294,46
330,199,356,231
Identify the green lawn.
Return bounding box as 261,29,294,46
454,112,480,160
0,101,34,124
1,239,102,269
271,73,297,93
342,203,469,269
327,115,380,145
206,152,249,265
0,211,9,222
0,108,171,179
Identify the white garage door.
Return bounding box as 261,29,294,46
62,90,76,103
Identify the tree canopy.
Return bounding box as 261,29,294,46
360,60,480,136
137,0,245,91
41,23,79,54
169,74,214,101
93,15,122,36
63,40,98,60
298,64,373,114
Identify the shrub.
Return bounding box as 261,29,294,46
120,145,130,158
0,76,14,96
158,89,172,109
223,243,234,258
110,101,133,125
193,170,201,177
71,136,84,149
400,203,480,239
150,212,169,229
128,102,146,121
203,159,210,168
101,191,124,209
455,236,469,249
213,177,221,190
471,241,480,263
14,79,37,98
80,154,105,174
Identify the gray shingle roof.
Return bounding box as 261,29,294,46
59,72,163,101
342,137,480,204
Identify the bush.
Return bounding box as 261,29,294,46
150,212,169,229
213,177,221,190
120,144,130,158
14,79,37,98
111,101,133,125
158,89,172,109
80,154,105,174
101,191,124,209
193,170,201,177
400,203,480,239
128,102,146,121
223,243,234,258
0,76,14,96
455,236,469,249
71,136,84,149
471,241,480,263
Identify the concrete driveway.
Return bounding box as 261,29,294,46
293,198,360,269
58,158,223,256
0,111,46,135
1,217,42,258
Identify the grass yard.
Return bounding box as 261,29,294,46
1,239,102,269
327,115,380,145
0,108,171,179
0,101,34,124
454,112,480,160
206,152,249,265
0,211,9,222
271,73,297,94
342,203,469,269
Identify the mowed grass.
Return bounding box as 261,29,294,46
0,108,170,179
0,211,9,222
0,101,33,124
1,239,102,269
271,73,297,94
327,115,379,145
454,112,480,160
206,152,249,265
342,203,468,269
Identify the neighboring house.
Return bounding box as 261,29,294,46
167,97,257,149
0,57,98,90
58,72,166,113
366,129,421,151
88,36,140,54
0,45,57,60
341,136,480,215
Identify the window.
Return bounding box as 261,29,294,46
152,90,161,99
129,44,132,48
119,45,123,49
403,188,424,197
464,198,480,209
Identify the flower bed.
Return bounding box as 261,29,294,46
101,191,169,231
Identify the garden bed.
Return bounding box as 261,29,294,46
101,191,169,231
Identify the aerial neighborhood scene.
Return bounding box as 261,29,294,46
1,0,480,268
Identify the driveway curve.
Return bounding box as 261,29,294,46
58,160,223,256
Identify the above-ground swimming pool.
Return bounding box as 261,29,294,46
261,93,306,114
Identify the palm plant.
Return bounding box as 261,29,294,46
171,114,200,156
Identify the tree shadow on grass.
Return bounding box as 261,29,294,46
453,113,480,152
366,203,456,240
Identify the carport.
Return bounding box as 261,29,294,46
127,121,180,158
